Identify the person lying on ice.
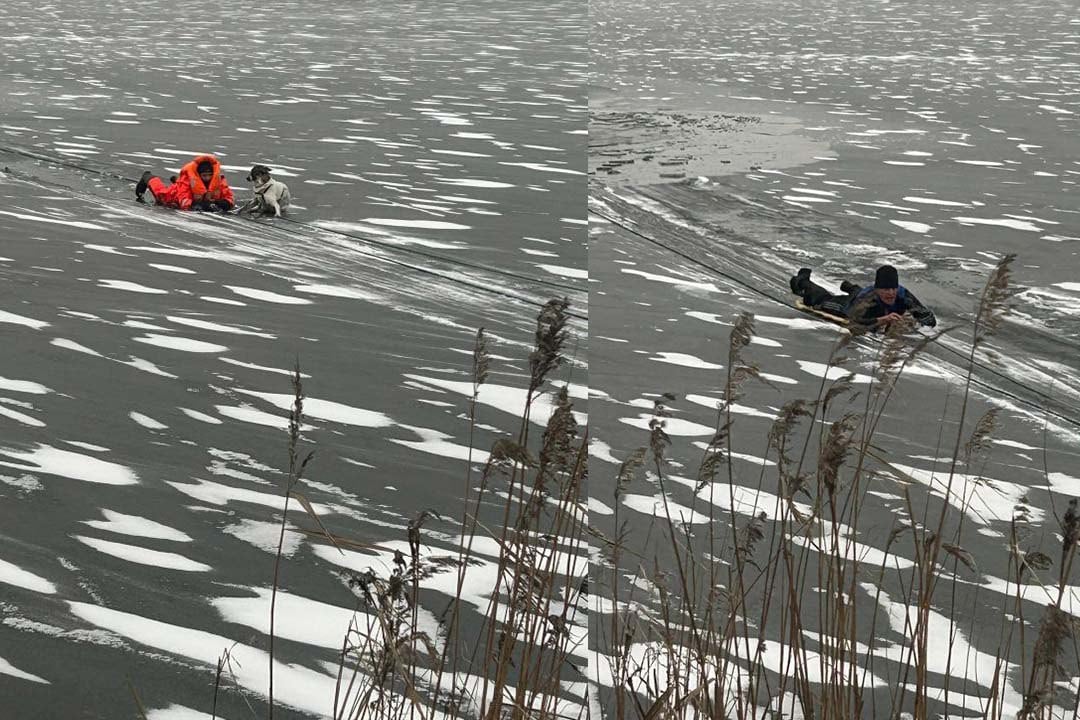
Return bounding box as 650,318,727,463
135,154,235,212
789,264,937,329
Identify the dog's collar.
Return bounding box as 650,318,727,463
252,178,273,194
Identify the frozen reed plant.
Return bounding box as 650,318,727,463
310,298,587,720
596,256,1079,719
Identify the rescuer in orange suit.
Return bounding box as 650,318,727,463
135,154,235,212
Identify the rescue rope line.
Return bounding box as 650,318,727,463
0,145,588,321
591,205,1080,431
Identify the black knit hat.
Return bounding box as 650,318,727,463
875,265,899,289
196,160,214,174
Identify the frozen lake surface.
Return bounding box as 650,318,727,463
0,0,587,716
590,0,1080,716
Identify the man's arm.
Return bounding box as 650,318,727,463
904,291,936,327
175,176,193,210
845,292,881,327
218,178,236,207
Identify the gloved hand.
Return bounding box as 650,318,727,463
913,308,936,328
214,200,233,212
191,199,213,212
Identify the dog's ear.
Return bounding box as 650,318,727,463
247,164,272,182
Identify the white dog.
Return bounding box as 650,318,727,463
238,164,291,217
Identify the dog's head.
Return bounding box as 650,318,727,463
246,164,273,182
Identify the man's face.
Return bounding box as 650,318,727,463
199,170,213,184
875,287,898,304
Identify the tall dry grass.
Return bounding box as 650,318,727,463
229,298,588,720
593,254,1080,719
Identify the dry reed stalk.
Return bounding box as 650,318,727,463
268,360,315,719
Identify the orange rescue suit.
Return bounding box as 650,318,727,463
175,155,235,210
147,154,235,210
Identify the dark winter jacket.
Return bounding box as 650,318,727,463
845,286,936,327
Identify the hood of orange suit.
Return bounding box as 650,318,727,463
182,155,224,192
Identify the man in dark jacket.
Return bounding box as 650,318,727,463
790,264,936,329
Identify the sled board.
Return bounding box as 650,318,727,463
794,300,850,326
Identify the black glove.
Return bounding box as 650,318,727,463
214,199,233,212
913,308,936,328
191,198,213,212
